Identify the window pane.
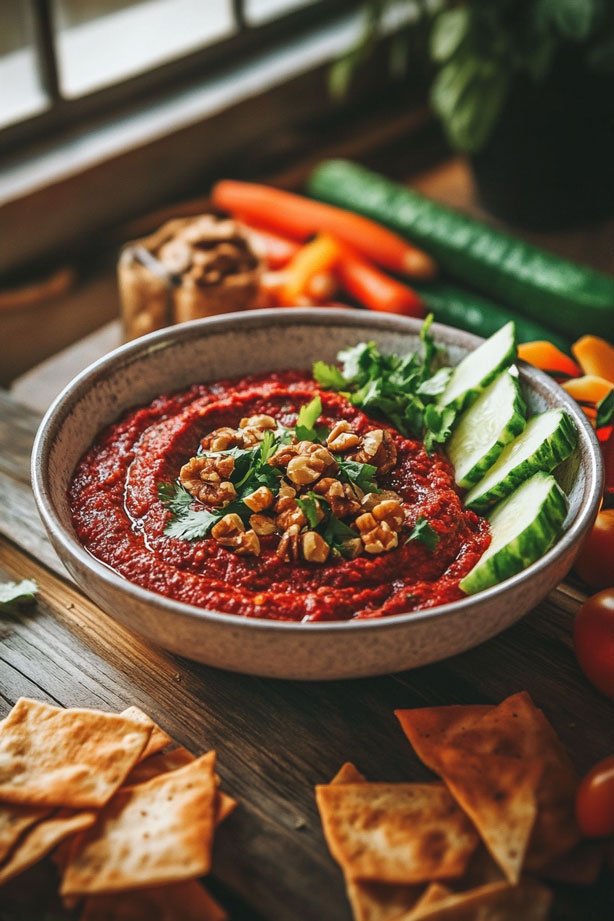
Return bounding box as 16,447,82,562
0,1,48,128
245,0,318,27
53,0,236,97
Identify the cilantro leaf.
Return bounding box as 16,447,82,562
423,404,456,454
418,367,452,397
296,494,323,529
337,458,379,493
0,579,38,609
313,360,347,390
596,389,614,429
164,508,221,541
406,518,439,551
157,482,193,515
297,396,322,431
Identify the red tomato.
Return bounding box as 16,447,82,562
576,756,614,837
574,589,614,697
574,509,614,591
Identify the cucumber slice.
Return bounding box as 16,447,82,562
447,371,526,489
439,321,516,412
464,409,577,512
460,472,568,594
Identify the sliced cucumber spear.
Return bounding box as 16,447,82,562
464,409,577,512
460,472,568,594
447,371,526,489
438,321,516,412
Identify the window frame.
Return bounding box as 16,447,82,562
2,0,358,151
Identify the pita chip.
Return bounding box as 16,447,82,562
0,802,51,863
395,706,492,773
80,880,227,921
434,747,540,883
402,878,552,921
329,763,424,921
316,782,478,885
121,707,172,761
0,698,153,808
0,809,96,885
61,752,217,897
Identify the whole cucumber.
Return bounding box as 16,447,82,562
308,160,614,340
414,281,571,352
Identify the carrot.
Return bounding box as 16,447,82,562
241,224,300,269
517,341,581,378
572,335,614,383
212,180,436,280
279,234,341,306
562,375,614,404
336,247,425,319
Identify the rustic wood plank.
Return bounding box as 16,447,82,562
0,389,39,484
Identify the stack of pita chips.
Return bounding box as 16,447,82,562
0,698,235,920
317,692,595,921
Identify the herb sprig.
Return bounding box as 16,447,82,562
313,314,455,452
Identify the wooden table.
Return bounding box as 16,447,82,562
1,169,614,921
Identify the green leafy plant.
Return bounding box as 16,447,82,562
334,0,614,152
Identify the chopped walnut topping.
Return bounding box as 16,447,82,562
275,496,307,531
361,490,402,511
249,514,277,536
361,522,398,555
314,477,361,519
277,523,301,562
235,530,261,556
243,486,274,512
268,444,299,468
326,421,361,453
286,445,337,486
352,429,397,474
239,414,277,431
372,498,405,531
201,426,243,453
211,513,244,545
302,531,330,564
179,456,237,506
172,407,410,564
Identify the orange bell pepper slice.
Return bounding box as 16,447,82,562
517,341,581,378
562,375,614,404
572,335,614,384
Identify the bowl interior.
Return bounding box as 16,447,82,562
37,309,600,627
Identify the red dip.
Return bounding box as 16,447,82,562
69,372,489,622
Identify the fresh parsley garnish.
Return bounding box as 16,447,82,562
295,395,329,442
406,517,439,551
296,493,323,529
337,458,379,494
313,313,456,452
0,579,38,610
157,482,193,516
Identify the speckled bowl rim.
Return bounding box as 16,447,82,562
32,308,603,636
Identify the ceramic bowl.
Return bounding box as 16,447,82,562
32,309,603,680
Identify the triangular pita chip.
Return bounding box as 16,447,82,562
316,782,478,885
434,747,540,883
61,752,217,897
121,707,172,761
80,880,227,921
409,883,452,913
0,698,152,808
0,802,51,863
123,747,195,786
395,706,492,772
122,747,236,825
402,878,552,921
329,762,423,921
0,809,96,885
